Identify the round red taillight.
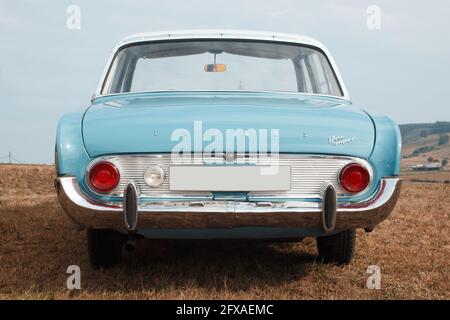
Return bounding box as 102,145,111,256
88,161,120,193
339,163,370,193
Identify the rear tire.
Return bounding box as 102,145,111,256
87,229,124,269
316,229,356,265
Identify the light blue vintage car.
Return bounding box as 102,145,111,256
55,30,402,268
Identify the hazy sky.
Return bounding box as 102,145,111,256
1,0,449,163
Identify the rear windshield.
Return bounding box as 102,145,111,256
102,40,343,97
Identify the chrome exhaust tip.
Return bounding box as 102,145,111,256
124,239,136,252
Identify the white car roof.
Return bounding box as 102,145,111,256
117,30,327,51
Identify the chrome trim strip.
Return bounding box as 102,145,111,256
92,91,350,104
55,177,401,231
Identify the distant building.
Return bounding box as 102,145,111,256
411,163,442,171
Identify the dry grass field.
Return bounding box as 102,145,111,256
0,164,449,300
401,169,450,183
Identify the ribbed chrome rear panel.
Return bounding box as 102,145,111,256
90,154,371,199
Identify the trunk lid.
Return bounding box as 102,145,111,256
82,92,374,158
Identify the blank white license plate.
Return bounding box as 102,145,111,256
169,166,291,191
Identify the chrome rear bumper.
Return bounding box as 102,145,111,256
55,177,401,232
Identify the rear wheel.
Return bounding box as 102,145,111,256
87,229,125,269
316,229,356,265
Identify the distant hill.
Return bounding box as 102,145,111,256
399,121,450,145
399,122,450,172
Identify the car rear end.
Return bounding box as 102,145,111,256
56,151,401,236
55,31,402,267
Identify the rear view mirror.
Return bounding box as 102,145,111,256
204,64,227,72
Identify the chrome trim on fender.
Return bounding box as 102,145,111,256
55,176,401,232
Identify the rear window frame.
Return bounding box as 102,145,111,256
99,39,345,98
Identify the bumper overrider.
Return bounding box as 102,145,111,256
55,177,401,234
